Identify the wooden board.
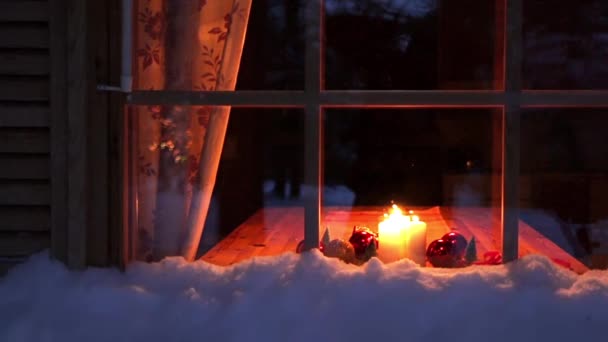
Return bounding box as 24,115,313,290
0,104,49,127
49,0,68,265
0,232,49,256
0,25,49,49
201,206,588,273
0,155,49,180
201,206,453,266
0,2,49,23
0,77,49,101
442,206,588,274
0,128,49,154
0,181,50,206
0,206,50,232
0,52,49,76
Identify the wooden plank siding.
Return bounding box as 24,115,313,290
0,2,49,23
0,0,51,274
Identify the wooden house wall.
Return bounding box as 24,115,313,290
0,1,53,275
0,0,123,275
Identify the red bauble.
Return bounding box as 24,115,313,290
348,226,379,259
426,238,467,268
442,231,468,259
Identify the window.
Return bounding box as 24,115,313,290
127,0,608,272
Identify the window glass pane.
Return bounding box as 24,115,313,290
524,1,608,89
126,105,304,265
321,108,503,267
132,0,305,91
237,0,305,90
521,108,608,272
325,0,502,90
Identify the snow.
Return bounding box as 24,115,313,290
1,252,607,342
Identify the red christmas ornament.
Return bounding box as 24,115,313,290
442,231,468,259
348,226,379,259
426,239,467,268
472,251,503,265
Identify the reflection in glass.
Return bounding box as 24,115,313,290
127,106,305,265
524,1,608,89
521,109,608,270
325,0,501,89
322,108,503,266
237,0,306,90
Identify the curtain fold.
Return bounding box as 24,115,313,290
133,0,252,261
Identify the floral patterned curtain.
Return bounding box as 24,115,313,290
133,0,252,261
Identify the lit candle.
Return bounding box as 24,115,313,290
378,207,407,263
403,214,427,266
377,205,427,265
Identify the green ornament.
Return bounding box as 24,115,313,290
321,227,331,247
465,236,478,264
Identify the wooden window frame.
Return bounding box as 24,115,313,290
126,0,608,263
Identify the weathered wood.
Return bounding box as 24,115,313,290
0,24,49,48
450,207,588,273
0,206,50,232
0,77,49,101
0,181,50,206
202,207,451,266
0,52,49,75
0,104,49,127
302,0,323,251
257,207,303,257
86,0,109,266
201,210,268,265
65,0,89,269
49,0,68,264
501,0,522,263
0,2,49,22
201,206,586,271
0,128,49,153
441,207,495,257
0,155,49,179
108,0,127,269
518,220,588,274
501,105,521,262
0,232,49,256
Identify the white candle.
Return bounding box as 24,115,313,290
403,215,427,266
378,215,406,263
377,205,427,265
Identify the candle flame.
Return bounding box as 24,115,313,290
380,204,422,233
380,204,409,234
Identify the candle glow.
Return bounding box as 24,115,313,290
377,204,428,265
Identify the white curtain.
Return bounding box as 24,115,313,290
133,0,252,261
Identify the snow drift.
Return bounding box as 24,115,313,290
1,251,607,342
